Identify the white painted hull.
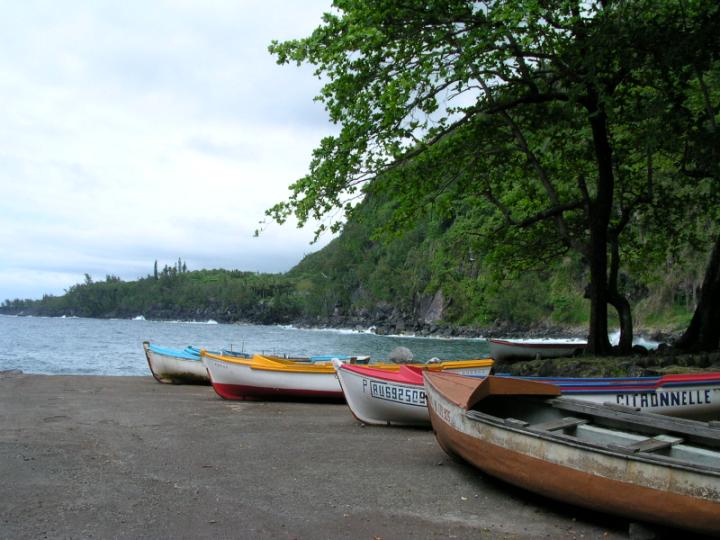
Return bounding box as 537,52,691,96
562,385,720,420
144,347,209,384
489,339,585,362
335,363,492,426
335,367,430,426
203,355,342,400
337,365,720,425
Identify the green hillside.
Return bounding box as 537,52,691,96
1,192,705,337
287,193,702,336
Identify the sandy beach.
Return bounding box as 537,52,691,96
0,373,644,539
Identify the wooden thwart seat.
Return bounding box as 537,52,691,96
529,416,588,432
608,436,684,454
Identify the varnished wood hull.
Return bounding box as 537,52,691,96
424,373,720,535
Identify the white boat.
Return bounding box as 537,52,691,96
521,372,720,421
424,373,720,534
202,351,344,401
143,341,210,384
202,351,494,402
335,362,720,426
333,361,492,426
488,338,586,362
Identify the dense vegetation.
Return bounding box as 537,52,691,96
0,262,302,325
1,196,707,338
267,0,720,352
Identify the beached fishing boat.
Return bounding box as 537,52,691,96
202,351,494,401
143,341,211,384
518,372,720,420
332,361,487,426
203,351,345,401
334,364,720,426
488,338,586,362
424,372,720,534
185,345,369,364
146,342,370,386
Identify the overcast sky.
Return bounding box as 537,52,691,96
0,0,338,302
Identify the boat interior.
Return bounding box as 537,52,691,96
466,395,720,469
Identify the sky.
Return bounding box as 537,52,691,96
0,0,338,302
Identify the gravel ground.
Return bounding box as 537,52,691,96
0,373,682,539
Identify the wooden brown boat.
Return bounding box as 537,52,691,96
424,372,720,535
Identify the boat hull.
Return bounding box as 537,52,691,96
337,363,720,425
336,366,430,426
560,383,720,420
336,363,492,426
203,354,344,401
143,342,209,384
424,375,720,534
489,339,585,362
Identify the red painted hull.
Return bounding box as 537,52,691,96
211,381,345,402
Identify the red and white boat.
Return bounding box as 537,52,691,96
202,350,494,402
334,361,493,426
488,338,586,362
334,362,720,426
202,351,344,401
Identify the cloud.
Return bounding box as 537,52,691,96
0,0,338,302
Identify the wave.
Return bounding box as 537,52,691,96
276,324,372,335
499,332,660,350
277,324,487,341
135,318,222,325
609,330,660,350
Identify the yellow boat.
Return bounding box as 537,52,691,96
200,351,493,401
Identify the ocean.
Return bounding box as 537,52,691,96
0,314,491,376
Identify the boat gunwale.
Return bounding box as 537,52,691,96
423,373,720,475
462,406,720,477
337,363,424,385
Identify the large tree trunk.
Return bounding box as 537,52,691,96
675,231,720,352
607,238,633,354
676,71,720,352
586,225,612,355
585,106,614,356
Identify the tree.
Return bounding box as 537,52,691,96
269,0,716,354
674,62,720,351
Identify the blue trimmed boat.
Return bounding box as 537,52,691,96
144,342,370,384
143,342,212,384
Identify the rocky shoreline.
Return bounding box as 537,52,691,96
494,348,720,378
3,304,680,345
1,300,681,345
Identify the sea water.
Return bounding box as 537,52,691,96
0,315,491,376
